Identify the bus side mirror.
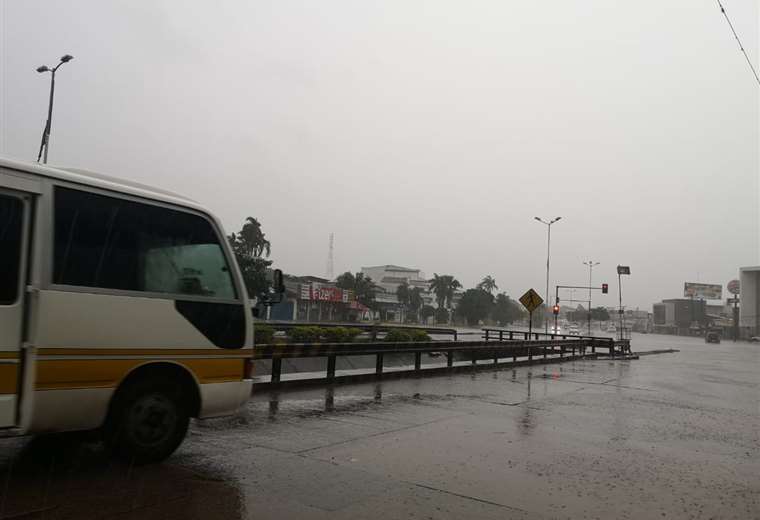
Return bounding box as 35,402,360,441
273,269,285,294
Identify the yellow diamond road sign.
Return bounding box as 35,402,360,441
519,288,544,313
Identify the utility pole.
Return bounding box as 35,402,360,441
583,261,599,335
36,54,74,164
617,266,631,341
535,217,562,333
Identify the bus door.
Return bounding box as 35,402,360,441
0,190,31,428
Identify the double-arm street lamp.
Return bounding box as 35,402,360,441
583,260,600,334
36,54,74,164
535,216,561,333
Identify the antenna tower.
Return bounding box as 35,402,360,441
326,233,334,280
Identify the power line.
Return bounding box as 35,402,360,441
716,0,760,86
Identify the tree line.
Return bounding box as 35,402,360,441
226,217,531,327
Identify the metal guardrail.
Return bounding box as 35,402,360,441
254,335,630,384
480,327,610,342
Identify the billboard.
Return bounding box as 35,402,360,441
300,283,351,303
684,282,722,300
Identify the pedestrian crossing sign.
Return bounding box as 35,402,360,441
519,288,543,313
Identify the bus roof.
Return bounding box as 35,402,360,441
0,155,206,211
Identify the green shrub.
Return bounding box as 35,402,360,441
290,326,325,343
409,329,431,342
324,327,349,343
254,324,274,344
384,329,412,342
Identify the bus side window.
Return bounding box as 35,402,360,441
143,243,234,299
0,195,23,305
53,187,237,300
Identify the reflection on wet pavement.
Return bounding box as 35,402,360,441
0,434,244,520
1,333,758,519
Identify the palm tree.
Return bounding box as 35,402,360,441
444,277,462,309
429,273,462,313
229,217,271,259
429,274,448,309
477,275,498,294
409,287,424,322
227,217,272,298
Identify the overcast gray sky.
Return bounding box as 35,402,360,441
1,0,758,309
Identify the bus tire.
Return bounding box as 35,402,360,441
104,378,190,464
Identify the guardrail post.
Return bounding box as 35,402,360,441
499,331,503,341
493,350,498,364
454,330,458,341
485,330,490,342
327,355,336,379
472,351,477,365
528,346,533,361
591,339,596,353
543,344,547,360
447,352,453,367
376,353,383,375
271,358,282,383
509,331,514,340
415,352,422,371
559,345,564,358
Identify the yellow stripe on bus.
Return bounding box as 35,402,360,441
37,347,252,358
35,358,245,391
0,365,18,394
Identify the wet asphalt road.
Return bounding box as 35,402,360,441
0,334,758,519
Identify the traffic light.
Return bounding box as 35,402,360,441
552,304,560,315
602,283,608,294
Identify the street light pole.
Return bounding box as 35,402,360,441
583,260,599,335
535,216,562,333
36,54,73,164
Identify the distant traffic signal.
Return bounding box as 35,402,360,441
552,304,560,315
602,283,608,294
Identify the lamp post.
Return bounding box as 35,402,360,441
583,260,600,335
535,216,561,333
36,54,74,164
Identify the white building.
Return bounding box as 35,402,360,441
739,266,760,336
361,265,434,306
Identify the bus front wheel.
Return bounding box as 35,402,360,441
105,379,190,464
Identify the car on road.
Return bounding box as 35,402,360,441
705,331,721,344
568,326,580,336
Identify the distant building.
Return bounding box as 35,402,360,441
652,299,707,335
267,275,370,322
361,265,430,294
361,264,436,309
739,266,760,337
